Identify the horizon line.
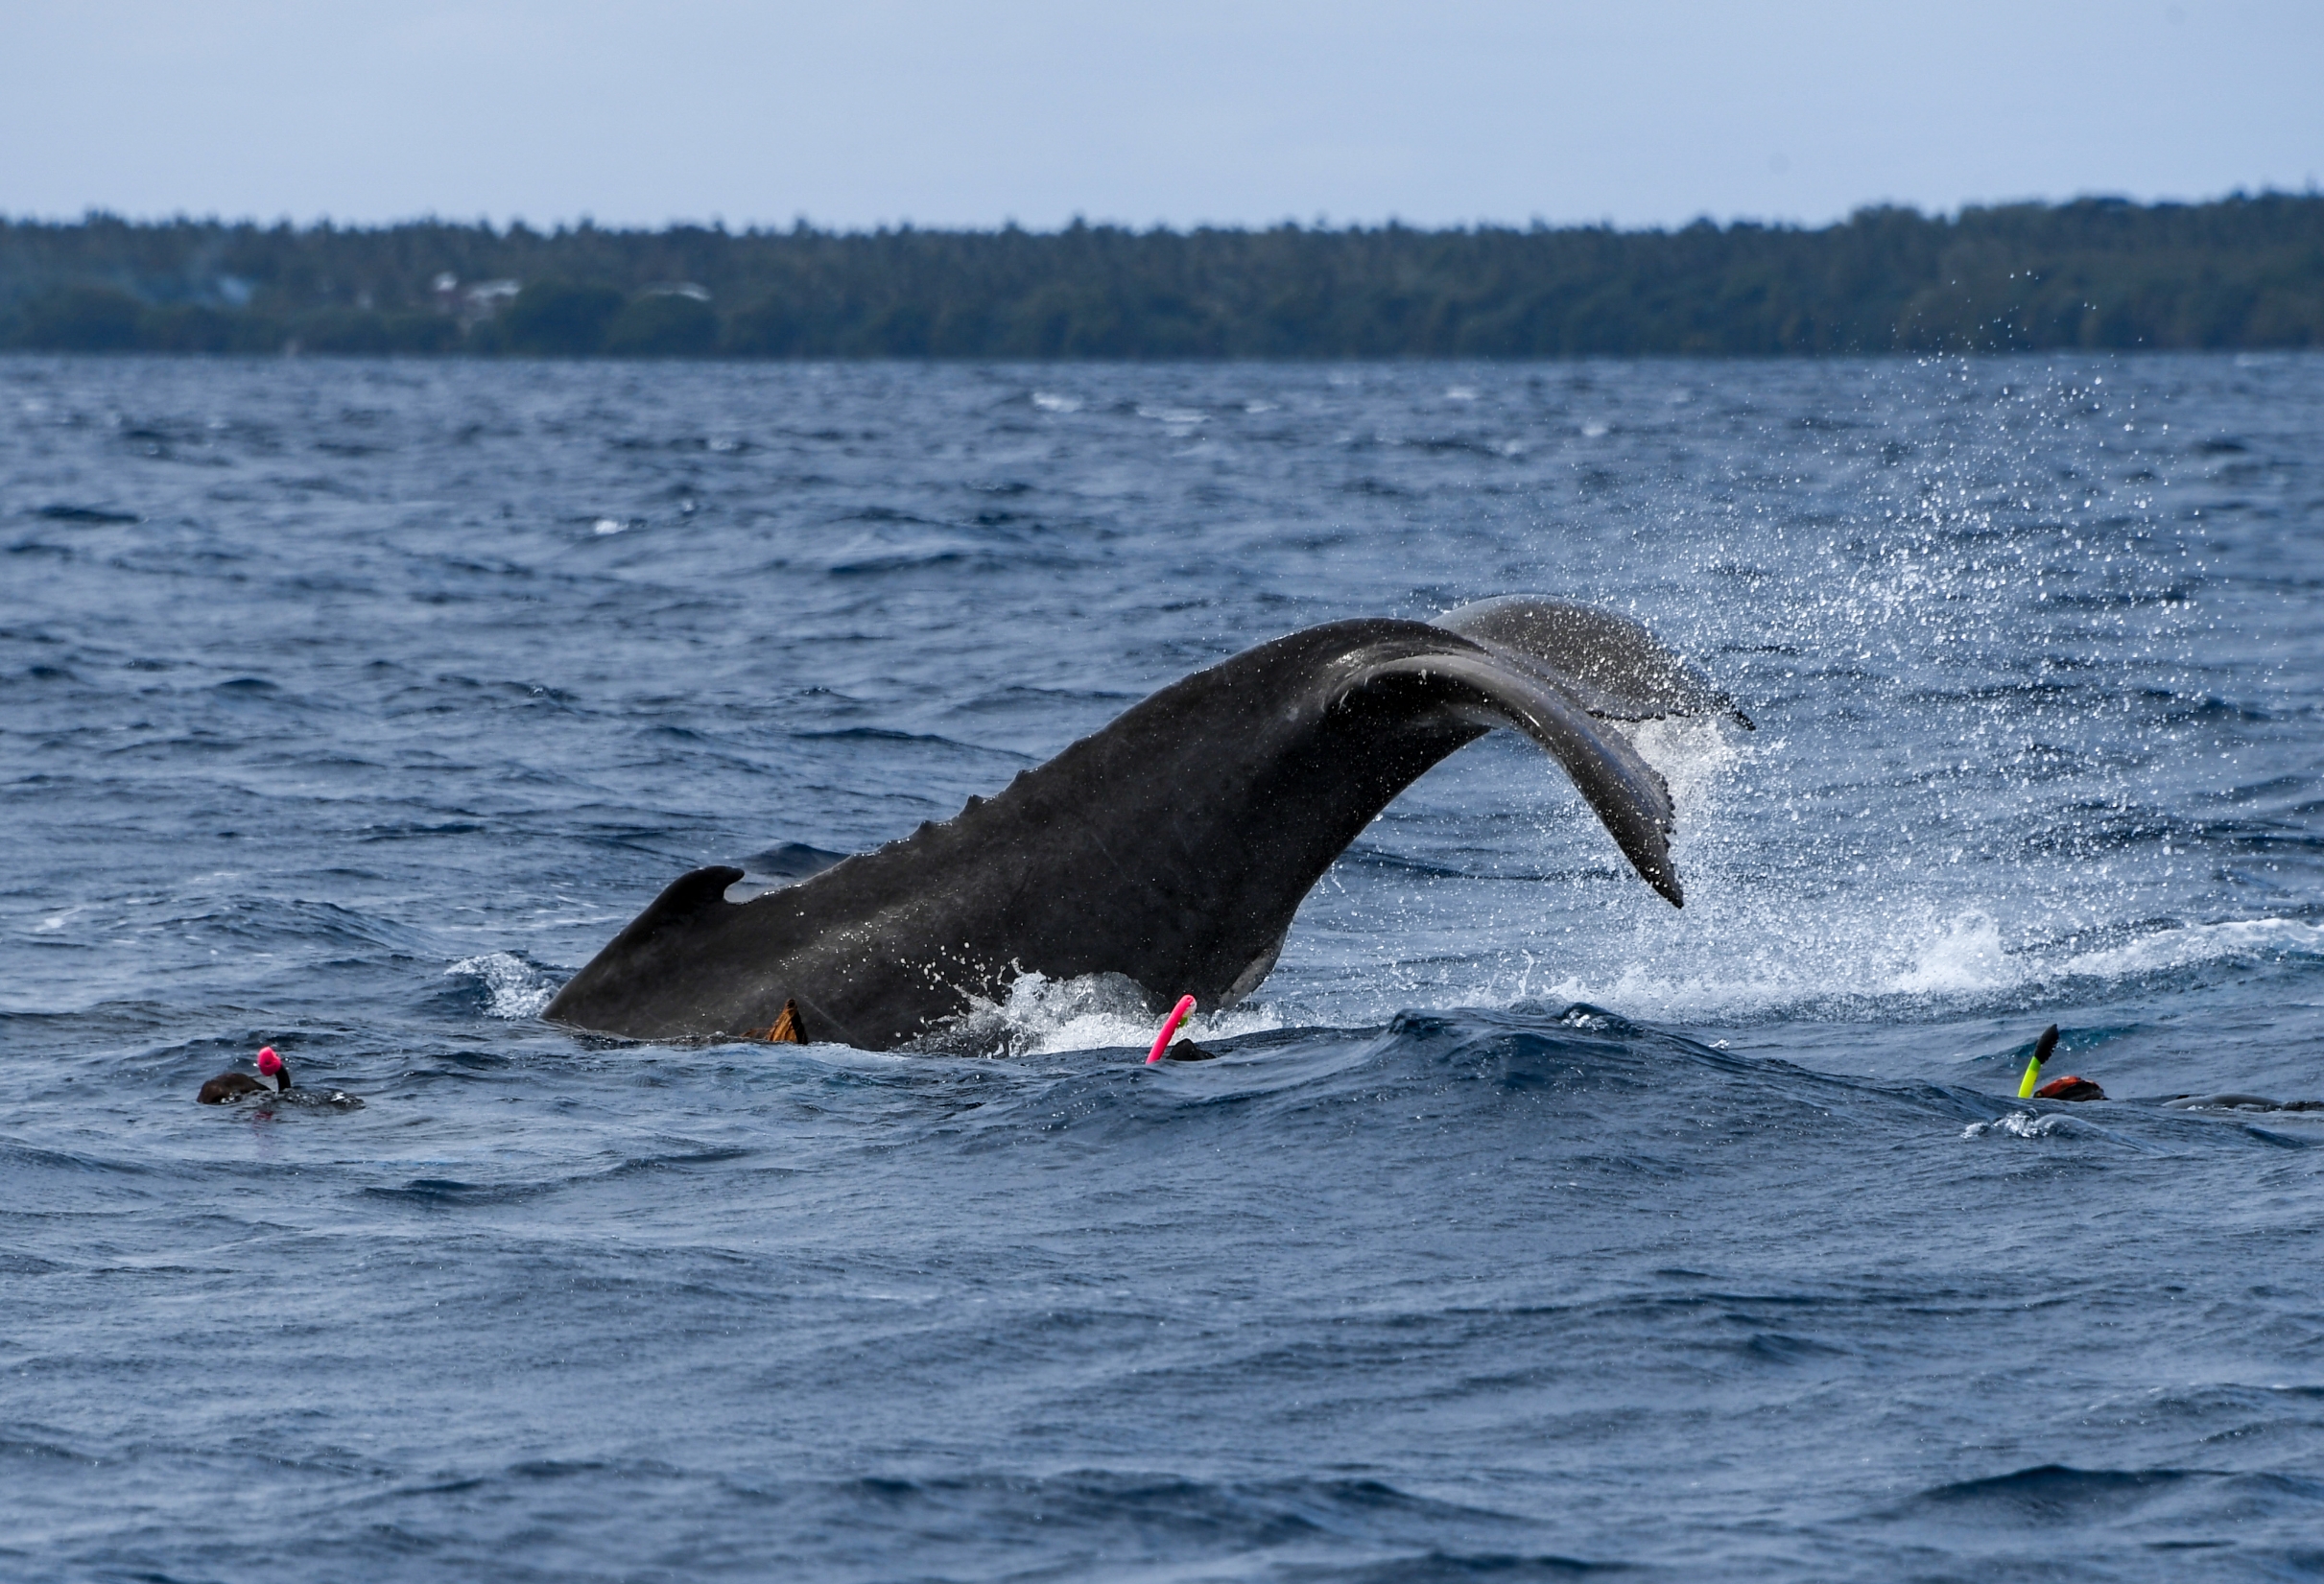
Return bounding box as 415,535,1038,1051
7,185,2318,240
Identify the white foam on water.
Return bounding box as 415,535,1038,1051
446,952,557,1019
1135,404,1205,428
1961,1111,2075,1140
941,970,1285,1056
1031,390,1081,414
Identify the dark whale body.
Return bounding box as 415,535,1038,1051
544,598,1743,1050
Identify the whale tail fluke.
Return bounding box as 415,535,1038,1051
1347,649,1683,904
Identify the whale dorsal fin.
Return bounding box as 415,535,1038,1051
602,865,745,951
1435,597,1749,727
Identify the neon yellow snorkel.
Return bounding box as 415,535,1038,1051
2017,1024,2061,1099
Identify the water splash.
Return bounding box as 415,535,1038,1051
1893,910,2009,994
1962,1111,2075,1139
446,953,558,1019
1627,714,1748,829
933,970,1286,1056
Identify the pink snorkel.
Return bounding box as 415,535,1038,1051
1145,995,1196,1064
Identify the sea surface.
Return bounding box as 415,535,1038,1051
4,351,2322,1581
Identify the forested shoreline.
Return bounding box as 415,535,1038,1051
4,194,2319,358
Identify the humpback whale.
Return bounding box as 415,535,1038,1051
543,597,1744,1050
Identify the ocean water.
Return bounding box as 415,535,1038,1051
4,351,2322,1581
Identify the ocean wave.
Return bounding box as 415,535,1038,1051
1893,911,2324,1001
1882,1462,2324,1540
2051,916,2324,980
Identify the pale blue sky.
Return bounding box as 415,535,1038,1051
4,0,2316,231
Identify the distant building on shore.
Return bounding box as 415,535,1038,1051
434,272,520,325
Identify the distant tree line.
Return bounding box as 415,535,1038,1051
2,195,2319,358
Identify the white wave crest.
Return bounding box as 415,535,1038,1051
446,952,558,1019
1896,913,2324,1001
2053,918,2324,981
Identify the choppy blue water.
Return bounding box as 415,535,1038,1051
4,351,2322,1581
